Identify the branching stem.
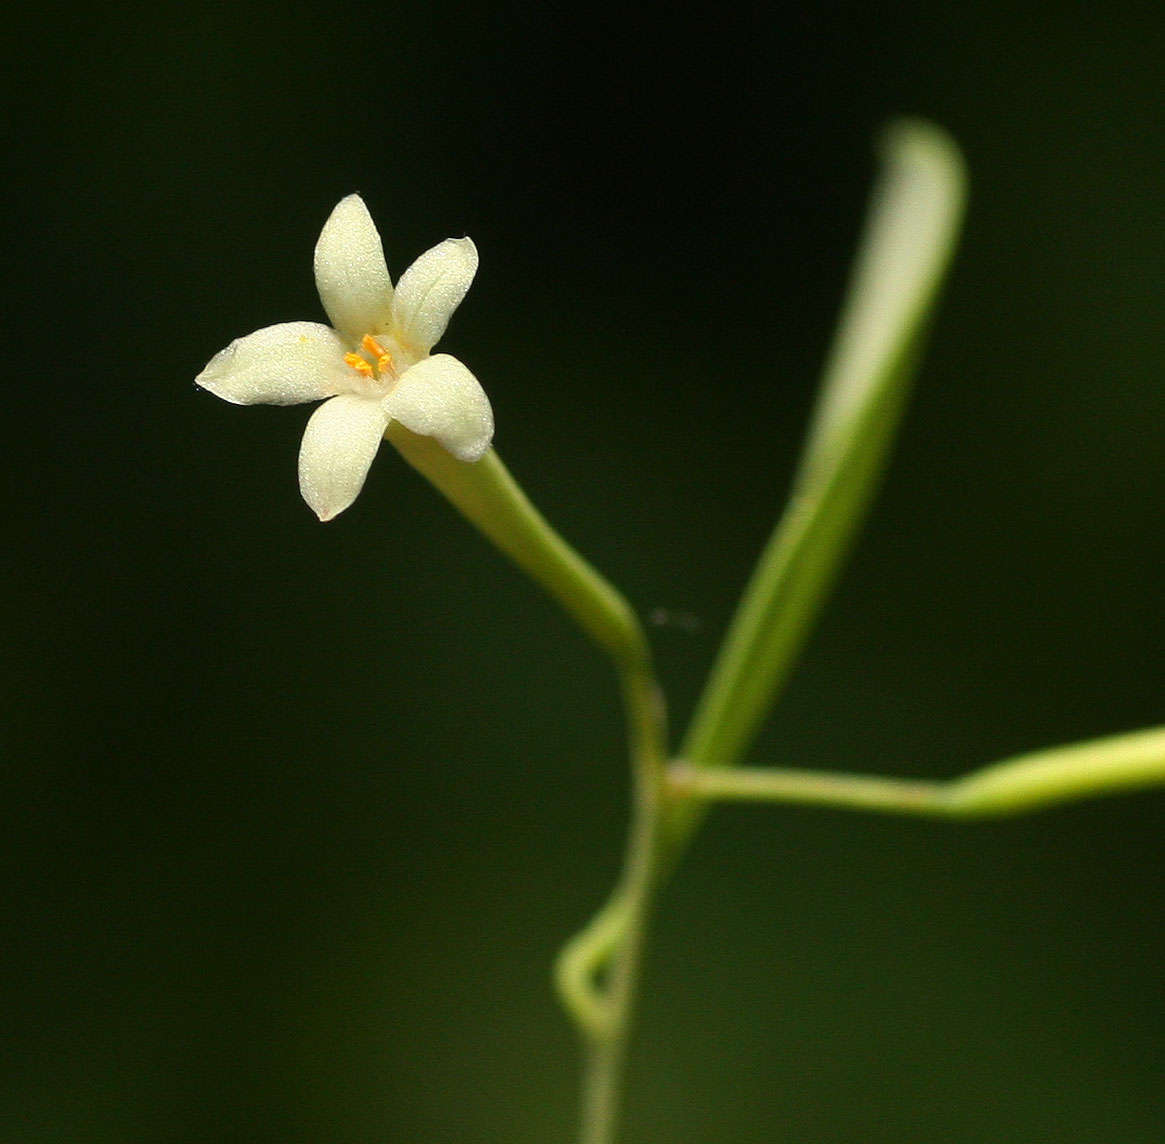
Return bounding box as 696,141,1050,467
667,725,1165,819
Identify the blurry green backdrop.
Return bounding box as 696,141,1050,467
5,2,1163,1141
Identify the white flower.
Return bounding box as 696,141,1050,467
196,195,493,521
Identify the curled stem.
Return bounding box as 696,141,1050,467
555,891,630,1039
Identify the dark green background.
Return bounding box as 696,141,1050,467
6,2,1162,1141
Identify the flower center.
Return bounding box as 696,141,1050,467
343,334,401,395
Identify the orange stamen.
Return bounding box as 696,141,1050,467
361,334,395,376
343,351,374,379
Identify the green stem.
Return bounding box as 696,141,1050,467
388,428,668,1143
666,724,1165,818
679,124,965,785
577,768,665,1144
677,123,965,785
574,666,669,1144
388,430,650,680
667,761,950,815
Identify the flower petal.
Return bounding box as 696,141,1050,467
196,322,353,405
313,195,395,343
383,354,494,462
298,394,391,521
391,237,478,354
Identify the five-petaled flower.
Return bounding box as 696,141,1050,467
196,195,493,521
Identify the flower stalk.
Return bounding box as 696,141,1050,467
387,430,652,679
195,129,1164,1144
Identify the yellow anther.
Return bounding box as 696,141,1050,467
343,351,374,379
361,334,395,376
